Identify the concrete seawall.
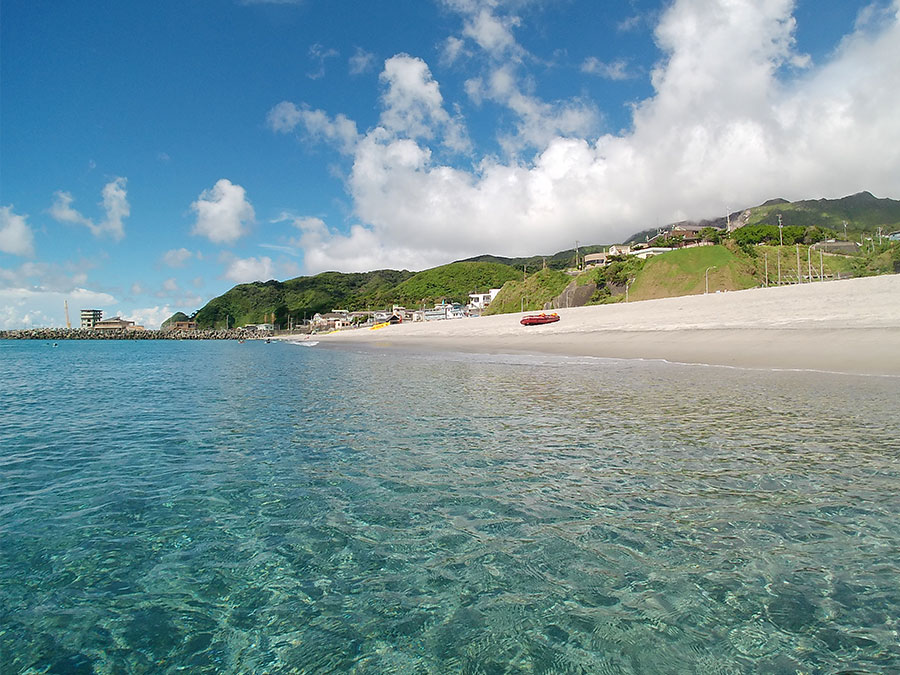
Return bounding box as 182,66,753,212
0,328,271,341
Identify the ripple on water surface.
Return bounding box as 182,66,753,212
1,339,899,673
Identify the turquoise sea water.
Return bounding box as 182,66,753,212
1,339,899,674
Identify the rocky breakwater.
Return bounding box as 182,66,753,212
0,328,270,340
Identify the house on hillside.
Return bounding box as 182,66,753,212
583,252,609,267
608,245,632,256
648,224,711,247
633,247,674,259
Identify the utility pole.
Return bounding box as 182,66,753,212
575,241,580,270
807,246,812,282
777,247,781,285
796,244,801,283
764,253,768,287
778,214,784,246
819,249,824,281
843,220,848,239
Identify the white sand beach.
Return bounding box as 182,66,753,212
312,274,900,376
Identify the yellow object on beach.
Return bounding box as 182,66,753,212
370,322,390,330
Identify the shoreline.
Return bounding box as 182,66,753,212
310,275,900,377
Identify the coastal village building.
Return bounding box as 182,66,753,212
424,302,466,321
583,252,609,267
80,309,102,329
634,247,675,259
168,321,197,331
811,240,862,254
93,317,145,331
372,310,392,323
467,288,502,310
312,311,350,330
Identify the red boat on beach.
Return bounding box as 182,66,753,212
520,313,560,326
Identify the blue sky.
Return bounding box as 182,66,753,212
2,0,899,329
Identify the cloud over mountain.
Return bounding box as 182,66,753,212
268,0,900,275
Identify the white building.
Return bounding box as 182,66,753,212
424,302,467,321
633,247,674,259
467,288,502,310
583,252,609,267
80,309,102,329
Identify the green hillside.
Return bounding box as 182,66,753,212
461,244,607,272
192,269,412,329
390,261,523,307
625,191,900,243
186,262,518,328
160,311,190,328
483,268,572,315
173,192,900,328
624,241,897,301
747,192,900,233
628,245,757,301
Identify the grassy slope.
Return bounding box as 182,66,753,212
484,268,572,314
628,243,882,301
629,246,756,300
390,262,522,306
749,245,858,282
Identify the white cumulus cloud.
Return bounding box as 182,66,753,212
0,287,116,330
349,47,375,75
223,255,275,283
49,178,129,240
162,248,193,267
269,0,900,274
267,102,360,154
581,57,632,80
191,179,255,244
0,206,36,257
117,305,175,330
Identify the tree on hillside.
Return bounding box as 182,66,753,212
699,227,721,244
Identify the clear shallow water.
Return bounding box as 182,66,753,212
1,339,899,674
